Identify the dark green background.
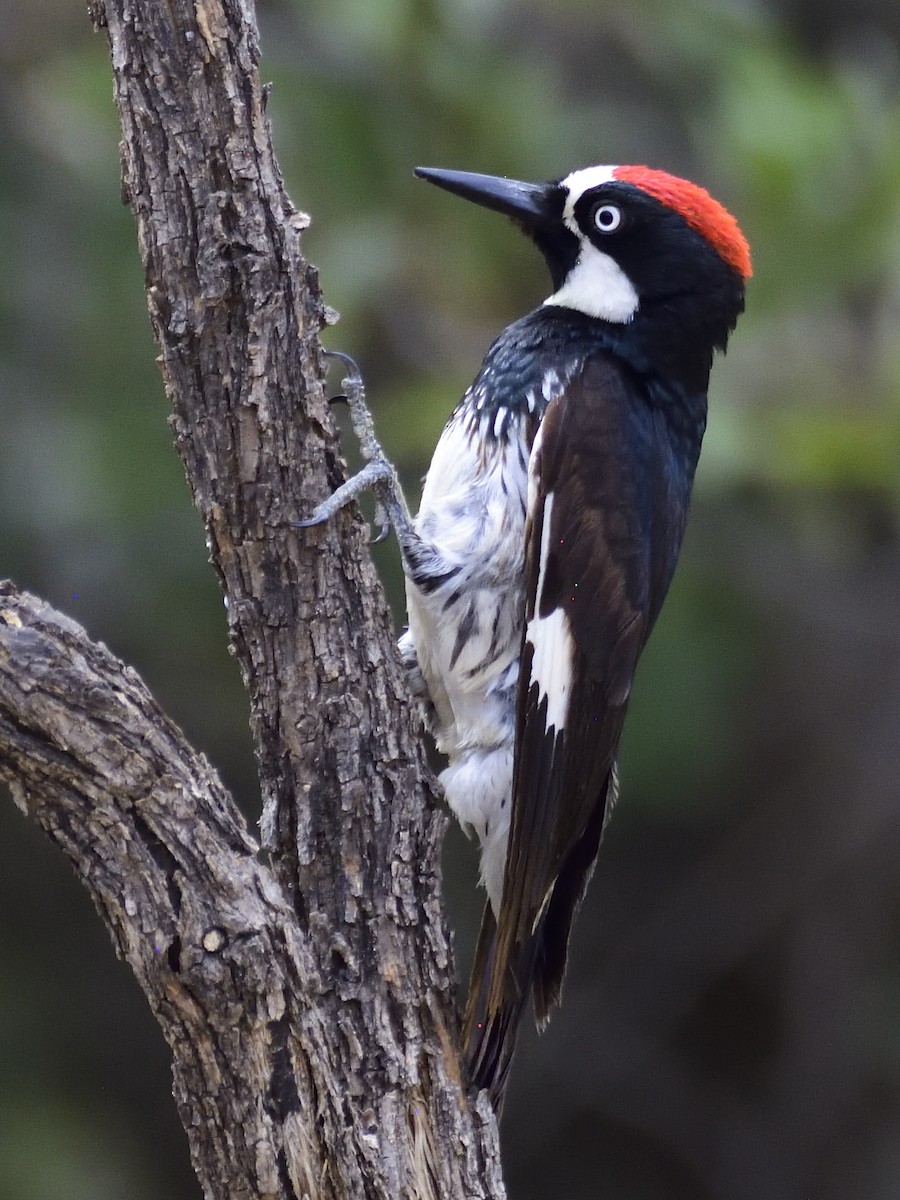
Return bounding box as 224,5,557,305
2,0,899,1196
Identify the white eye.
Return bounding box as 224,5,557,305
593,203,622,234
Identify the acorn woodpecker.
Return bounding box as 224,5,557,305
301,164,750,1109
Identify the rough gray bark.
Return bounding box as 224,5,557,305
0,0,506,1195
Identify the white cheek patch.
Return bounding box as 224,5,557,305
526,607,573,733
552,164,640,324
545,242,640,324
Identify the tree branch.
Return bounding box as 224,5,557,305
0,0,507,1192
0,584,502,1196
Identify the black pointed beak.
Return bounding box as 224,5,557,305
414,167,551,225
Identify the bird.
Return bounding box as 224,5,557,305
300,163,750,1110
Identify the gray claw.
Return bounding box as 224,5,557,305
291,350,414,563
325,349,362,382
291,511,328,530
370,519,391,545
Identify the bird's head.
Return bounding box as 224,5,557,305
416,164,751,381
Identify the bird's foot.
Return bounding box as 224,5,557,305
295,351,413,547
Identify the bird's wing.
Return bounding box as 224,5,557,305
465,353,683,1105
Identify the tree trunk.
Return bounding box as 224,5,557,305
0,0,505,1195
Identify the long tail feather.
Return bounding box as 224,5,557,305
463,902,534,1113
463,772,615,1108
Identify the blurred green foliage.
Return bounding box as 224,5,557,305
1,0,899,1196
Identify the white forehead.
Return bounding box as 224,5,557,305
560,165,619,227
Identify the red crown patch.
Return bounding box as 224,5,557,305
613,166,752,280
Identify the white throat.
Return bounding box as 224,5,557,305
544,243,640,324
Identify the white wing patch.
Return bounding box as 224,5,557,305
526,421,544,518
525,489,573,732
545,243,639,324
526,607,573,732
532,489,554,608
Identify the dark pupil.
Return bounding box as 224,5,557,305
598,207,615,227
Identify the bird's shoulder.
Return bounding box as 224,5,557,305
527,355,698,685
460,307,619,431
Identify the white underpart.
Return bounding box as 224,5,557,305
403,370,578,915
404,406,533,914
524,491,573,732
440,747,513,912
544,163,641,324
407,413,529,742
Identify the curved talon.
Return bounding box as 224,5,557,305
297,350,413,560
291,514,328,529
292,509,389,542
324,348,363,386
